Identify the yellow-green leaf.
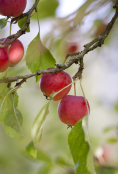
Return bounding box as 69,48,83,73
25,34,56,82
0,18,7,30
18,17,30,32
31,102,50,144
68,119,91,174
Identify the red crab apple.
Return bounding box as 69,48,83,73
0,48,9,72
68,44,78,53
0,0,27,17
39,70,72,101
65,41,79,54
58,95,90,126
0,38,24,67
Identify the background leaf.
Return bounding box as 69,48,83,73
103,126,114,133
0,83,9,124
31,102,50,144
25,141,37,158
25,34,56,81
18,17,30,32
0,87,24,140
106,137,118,144
96,166,117,174
31,0,59,20
37,164,52,174
68,119,91,174
0,18,7,30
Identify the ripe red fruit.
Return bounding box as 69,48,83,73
39,70,72,101
0,39,24,67
58,95,90,126
0,0,27,17
68,44,78,53
0,48,9,72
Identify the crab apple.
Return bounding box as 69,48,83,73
58,95,90,126
65,41,79,54
0,48,9,72
68,44,78,53
39,70,72,101
0,38,24,67
0,0,27,17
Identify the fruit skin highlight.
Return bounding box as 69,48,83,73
0,39,24,67
0,48,9,72
39,70,72,101
58,95,90,126
0,0,27,17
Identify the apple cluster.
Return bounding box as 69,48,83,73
39,69,90,126
0,0,27,72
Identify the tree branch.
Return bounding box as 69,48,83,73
0,0,40,48
0,0,118,84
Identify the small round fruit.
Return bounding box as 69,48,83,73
39,70,72,101
0,0,27,17
58,95,90,126
68,44,78,53
0,38,24,67
0,48,9,72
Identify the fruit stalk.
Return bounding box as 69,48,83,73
80,79,96,174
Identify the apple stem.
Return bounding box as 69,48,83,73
74,80,76,96
10,21,12,36
80,79,97,174
4,69,8,78
52,78,78,99
36,8,40,37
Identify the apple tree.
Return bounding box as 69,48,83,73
0,0,118,174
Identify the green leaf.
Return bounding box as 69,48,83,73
68,119,91,174
106,137,117,144
25,141,37,158
96,166,117,174
31,102,50,144
103,126,114,133
26,141,52,162
0,83,9,124
0,18,7,30
37,149,52,163
32,0,59,20
114,102,118,113
25,34,56,82
37,164,52,174
55,156,72,167
18,17,30,32
0,87,24,140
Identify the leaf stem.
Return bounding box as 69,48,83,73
52,78,79,99
74,80,76,96
80,79,96,174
